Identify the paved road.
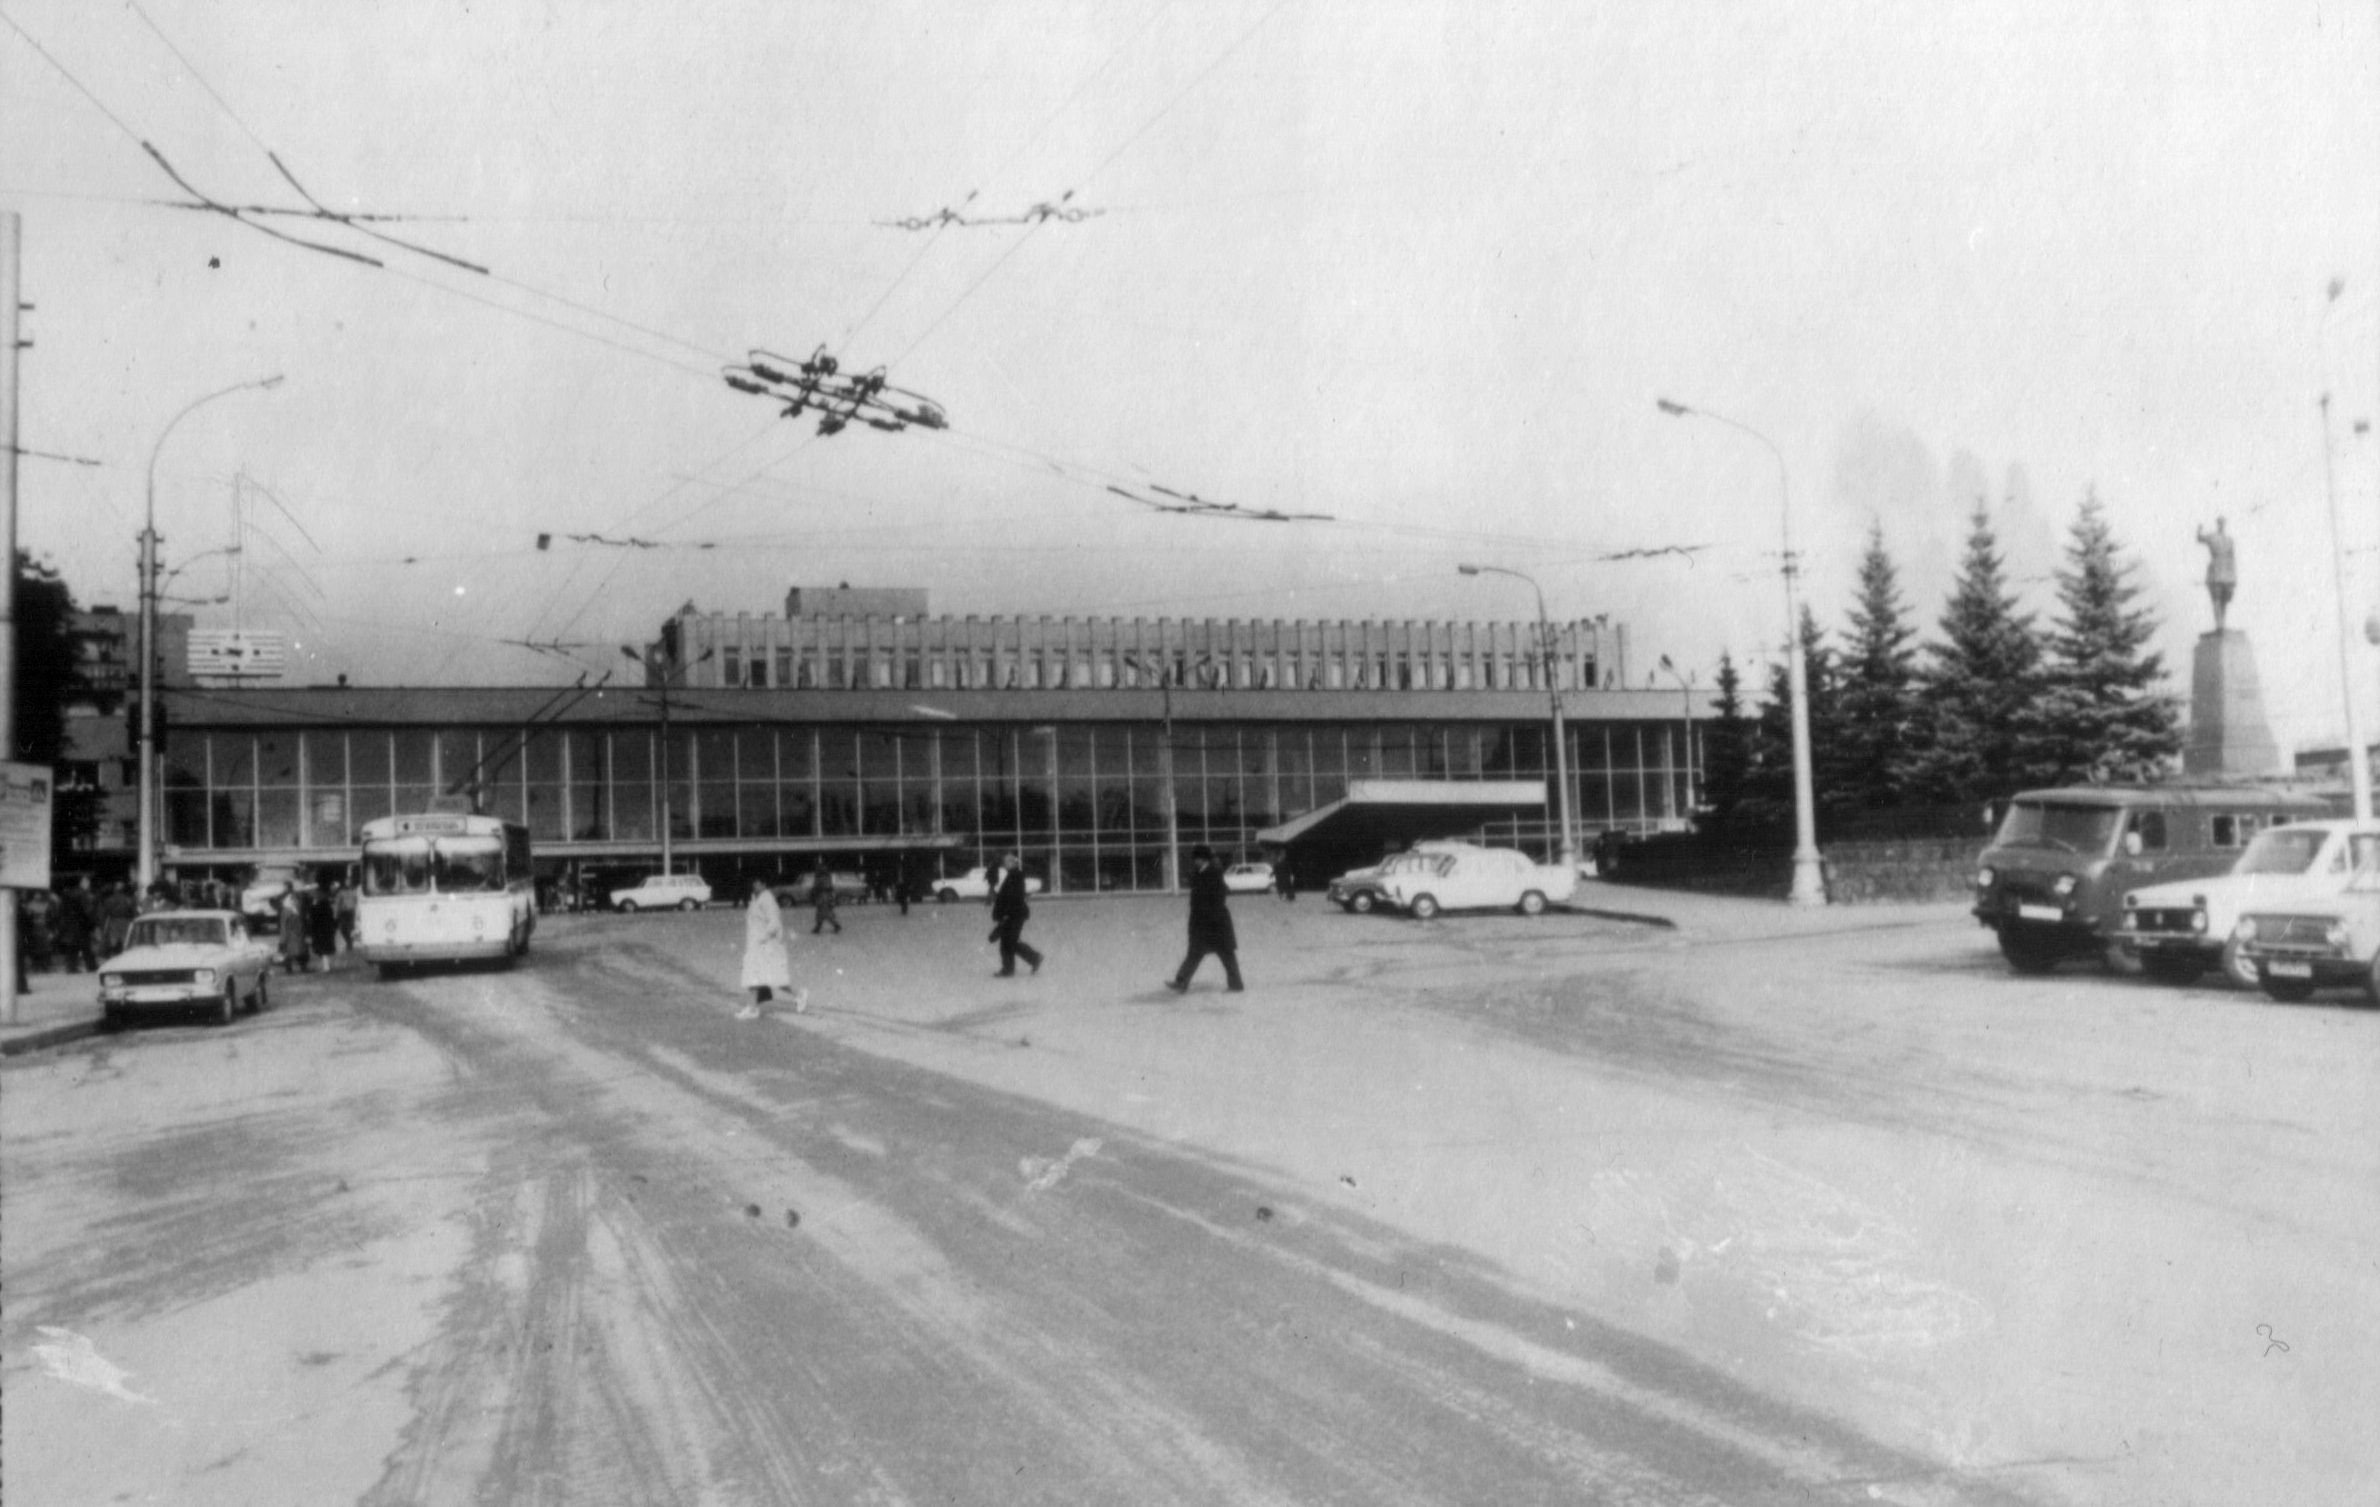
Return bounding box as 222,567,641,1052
5,896,2372,1505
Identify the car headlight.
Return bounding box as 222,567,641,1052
1975,867,1996,888
193,969,216,986
2235,918,2259,943
2051,874,2078,898
2191,909,2208,934
100,972,123,988
2327,921,2351,951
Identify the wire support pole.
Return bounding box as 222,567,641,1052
1657,397,1824,904
139,373,281,894
1458,563,1577,867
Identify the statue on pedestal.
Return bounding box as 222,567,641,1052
2196,517,2237,631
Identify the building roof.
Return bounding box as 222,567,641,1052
162,683,1721,728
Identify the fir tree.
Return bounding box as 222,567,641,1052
1831,522,1919,808
11,553,95,851
1903,506,2040,805
2019,489,2181,783
1697,652,1753,834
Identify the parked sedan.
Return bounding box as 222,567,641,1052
2235,865,2380,1003
609,873,714,912
773,871,873,907
930,866,1044,902
1223,862,1276,894
98,910,275,1027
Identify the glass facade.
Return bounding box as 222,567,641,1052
160,718,1697,891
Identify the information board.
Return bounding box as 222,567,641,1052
0,762,56,890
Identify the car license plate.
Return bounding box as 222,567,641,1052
2265,960,2314,979
2017,904,2062,923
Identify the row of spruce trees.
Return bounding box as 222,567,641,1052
1696,490,2185,840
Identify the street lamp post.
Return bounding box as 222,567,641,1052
139,375,282,895
1124,654,1182,892
2317,393,2375,822
1658,655,1695,820
1458,564,1577,868
623,643,713,876
1656,396,1825,905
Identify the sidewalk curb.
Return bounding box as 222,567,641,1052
1568,906,1680,930
1,1019,102,1057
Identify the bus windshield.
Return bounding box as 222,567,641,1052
1995,801,2122,856
364,835,506,895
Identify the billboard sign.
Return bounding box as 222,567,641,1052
0,762,55,890
189,629,288,680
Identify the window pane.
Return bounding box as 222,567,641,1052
303,731,346,787
258,735,300,789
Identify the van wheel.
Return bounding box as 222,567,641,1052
1349,891,1375,915
1517,890,1547,917
1408,894,1440,921
2259,973,2316,1004
1997,928,2060,974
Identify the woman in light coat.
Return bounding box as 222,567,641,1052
739,878,803,1017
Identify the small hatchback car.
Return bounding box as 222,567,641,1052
98,910,275,1027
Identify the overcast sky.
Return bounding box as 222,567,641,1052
6,1,2377,752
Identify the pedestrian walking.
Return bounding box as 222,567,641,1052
310,881,344,970
738,877,805,1018
336,882,359,952
810,864,843,934
54,879,94,972
1165,844,1243,993
97,882,137,960
279,888,312,975
1275,862,1297,902
988,852,1042,977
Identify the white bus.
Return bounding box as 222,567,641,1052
357,811,535,975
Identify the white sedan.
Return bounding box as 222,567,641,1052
609,873,714,912
932,866,1044,902
1223,862,1276,894
98,910,276,1027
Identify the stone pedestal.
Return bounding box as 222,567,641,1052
2184,630,2281,776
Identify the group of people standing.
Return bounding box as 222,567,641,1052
732,846,1248,1016
273,881,359,975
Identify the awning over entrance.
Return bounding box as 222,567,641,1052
1255,779,1546,848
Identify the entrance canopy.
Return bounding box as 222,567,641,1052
1255,779,1546,849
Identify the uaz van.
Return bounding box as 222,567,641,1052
1972,785,2333,974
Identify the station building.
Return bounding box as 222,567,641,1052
150,588,1716,894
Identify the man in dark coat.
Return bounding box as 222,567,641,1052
1166,844,1243,993
988,852,1042,977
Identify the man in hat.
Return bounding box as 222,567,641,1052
989,852,1043,977
1165,845,1243,994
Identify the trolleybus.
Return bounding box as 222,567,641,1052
357,809,535,975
